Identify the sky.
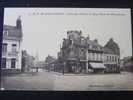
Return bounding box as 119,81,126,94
4,8,132,60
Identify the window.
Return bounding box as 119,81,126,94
1,58,6,68
93,53,95,60
115,56,117,61
112,56,114,62
100,54,102,61
69,39,74,45
2,43,7,53
98,53,100,61
11,58,16,68
110,56,112,61
88,53,90,60
97,54,99,61
90,53,93,60
88,53,91,60
107,56,109,61
3,30,8,36
89,45,92,49
80,49,84,57
118,58,120,63
98,47,101,50
94,53,97,61
88,44,90,48
12,44,17,52
92,53,94,60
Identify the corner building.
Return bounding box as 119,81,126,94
57,30,120,73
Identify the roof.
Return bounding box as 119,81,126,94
3,25,22,40
87,39,102,47
75,38,102,49
102,47,115,54
104,38,120,55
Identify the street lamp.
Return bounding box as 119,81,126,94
63,62,66,75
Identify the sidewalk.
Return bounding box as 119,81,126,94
48,71,113,76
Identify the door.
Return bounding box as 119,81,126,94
1,58,6,68
11,58,16,68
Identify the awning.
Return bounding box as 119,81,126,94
89,63,106,69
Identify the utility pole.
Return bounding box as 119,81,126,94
63,62,66,75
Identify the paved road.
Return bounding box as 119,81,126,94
1,71,133,91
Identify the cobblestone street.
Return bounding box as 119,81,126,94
1,71,55,90
54,72,133,91
1,71,133,91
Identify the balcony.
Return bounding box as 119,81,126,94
8,51,19,56
2,51,19,57
2,52,7,56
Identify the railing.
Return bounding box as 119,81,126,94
2,51,19,56
8,51,19,56
2,52,7,56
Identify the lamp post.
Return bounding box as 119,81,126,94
63,62,66,75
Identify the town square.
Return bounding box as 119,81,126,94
1,70,133,90
1,8,133,91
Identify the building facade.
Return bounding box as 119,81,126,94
44,55,57,71
57,30,120,73
1,17,23,73
21,50,35,72
121,56,133,72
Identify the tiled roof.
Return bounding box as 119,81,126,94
3,25,22,39
87,39,101,47
102,47,114,54
104,39,120,55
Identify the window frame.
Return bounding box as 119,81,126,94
1,58,6,68
11,58,16,68
2,43,8,53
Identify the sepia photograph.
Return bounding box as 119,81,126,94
0,8,133,91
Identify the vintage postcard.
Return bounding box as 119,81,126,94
1,8,132,91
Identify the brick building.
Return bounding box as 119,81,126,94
57,30,120,73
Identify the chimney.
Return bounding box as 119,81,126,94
86,34,90,40
16,16,22,29
94,39,98,43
